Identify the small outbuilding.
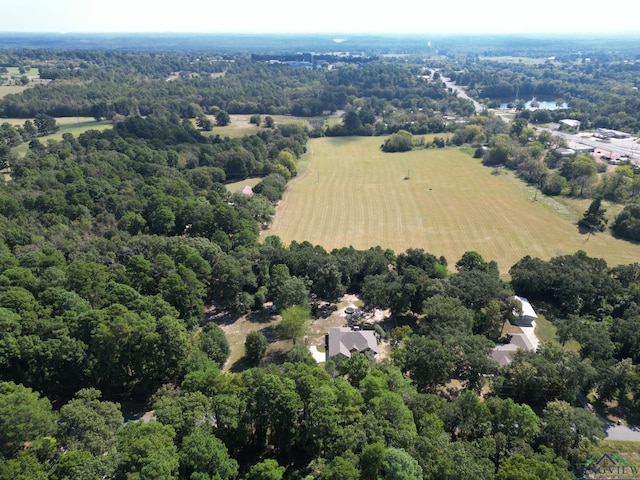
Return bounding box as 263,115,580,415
555,147,576,157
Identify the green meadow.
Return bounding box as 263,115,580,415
479,56,554,65
225,177,263,193
0,85,29,98
202,113,338,139
10,117,112,156
4,67,41,76
266,136,640,274
598,441,640,467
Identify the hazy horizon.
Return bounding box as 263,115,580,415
2,0,639,36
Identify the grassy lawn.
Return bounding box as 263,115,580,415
533,314,555,344
219,305,341,372
0,118,29,127
4,67,41,76
49,117,112,138
534,314,580,352
218,294,363,372
265,136,640,275
218,309,282,372
598,440,640,466
225,177,263,193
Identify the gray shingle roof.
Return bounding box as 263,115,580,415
327,327,378,360
490,333,537,367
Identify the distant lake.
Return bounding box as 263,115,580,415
499,99,568,110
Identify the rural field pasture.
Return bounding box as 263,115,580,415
478,56,555,66
44,116,112,137
266,136,640,275
0,85,29,98
4,67,41,76
202,113,339,138
225,177,263,193
10,117,112,156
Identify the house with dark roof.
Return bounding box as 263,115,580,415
326,327,378,361
490,333,537,367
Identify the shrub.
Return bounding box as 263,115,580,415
381,130,413,152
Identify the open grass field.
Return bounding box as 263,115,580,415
0,85,29,98
201,113,340,139
10,117,112,156
47,116,112,136
265,136,640,275
479,56,554,65
224,177,263,193
4,67,41,77
598,441,640,467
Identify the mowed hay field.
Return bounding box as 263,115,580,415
266,136,640,275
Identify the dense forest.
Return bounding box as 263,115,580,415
2,37,640,479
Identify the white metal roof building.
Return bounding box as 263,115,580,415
513,295,538,327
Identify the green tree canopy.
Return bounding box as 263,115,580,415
179,428,238,480
116,421,179,480
198,322,231,368
0,381,55,457
57,388,123,456
381,447,423,480
382,130,413,152
578,196,607,232
319,455,360,480
278,305,311,344
245,330,268,366
246,459,285,480
215,110,231,126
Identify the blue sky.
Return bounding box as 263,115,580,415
1,0,638,35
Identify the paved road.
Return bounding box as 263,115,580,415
577,392,640,441
442,77,485,113
603,424,640,441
